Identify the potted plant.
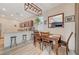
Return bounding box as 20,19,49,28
34,17,41,31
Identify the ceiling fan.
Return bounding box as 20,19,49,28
24,3,42,16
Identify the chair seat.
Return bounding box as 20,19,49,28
58,32,73,54
59,40,67,46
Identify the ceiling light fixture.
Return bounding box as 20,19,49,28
11,14,14,16
24,3,42,16
15,18,18,20
2,8,6,11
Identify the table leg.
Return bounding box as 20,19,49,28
39,41,41,50
42,41,43,51
10,39,12,48
34,36,36,47
55,40,59,55
56,47,58,55
49,42,51,54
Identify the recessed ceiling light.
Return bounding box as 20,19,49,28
2,8,6,11
20,14,23,17
15,18,18,20
11,14,14,16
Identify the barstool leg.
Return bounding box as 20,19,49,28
15,38,17,46
23,35,27,43
10,39,12,48
25,36,27,42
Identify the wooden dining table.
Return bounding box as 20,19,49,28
34,31,61,55
49,34,61,55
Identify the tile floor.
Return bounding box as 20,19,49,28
0,40,76,55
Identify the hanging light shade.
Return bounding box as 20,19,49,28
24,3,42,16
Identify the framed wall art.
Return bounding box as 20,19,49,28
48,13,64,28
65,15,75,22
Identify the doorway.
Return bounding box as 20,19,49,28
0,23,4,50
75,3,79,54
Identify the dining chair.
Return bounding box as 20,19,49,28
34,32,42,49
41,32,52,54
58,32,73,54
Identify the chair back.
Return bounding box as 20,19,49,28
41,32,49,42
34,32,40,36
34,32,41,40
67,32,73,44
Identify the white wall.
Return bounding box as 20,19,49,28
0,17,20,37
63,22,75,50
42,3,75,50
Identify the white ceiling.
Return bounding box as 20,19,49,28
0,3,61,21
35,3,61,11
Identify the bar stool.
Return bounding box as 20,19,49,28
31,33,34,40
22,34,27,42
10,36,17,48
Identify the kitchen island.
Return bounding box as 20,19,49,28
4,31,33,48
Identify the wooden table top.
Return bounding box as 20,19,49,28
49,34,61,41
34,31,61,41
